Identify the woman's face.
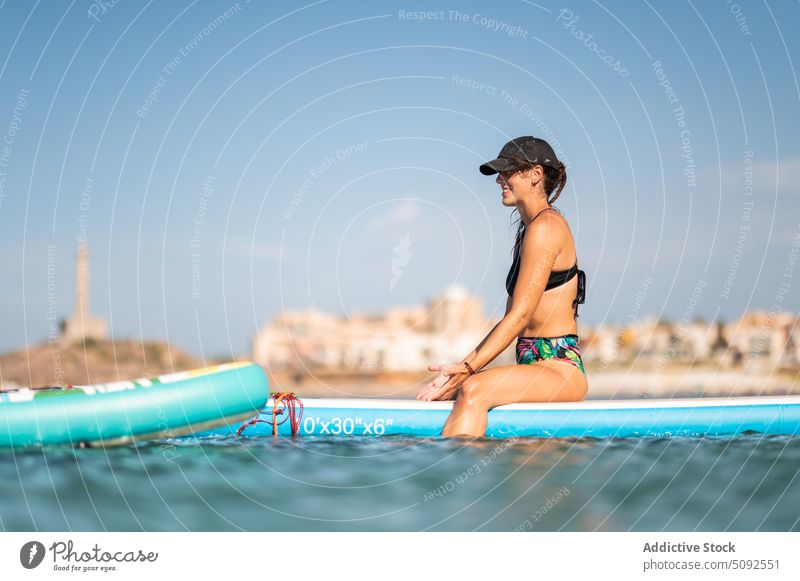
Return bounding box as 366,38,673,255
496,166,539,207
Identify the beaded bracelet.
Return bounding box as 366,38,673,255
463,361,476,375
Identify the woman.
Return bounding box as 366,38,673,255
416,136,588,438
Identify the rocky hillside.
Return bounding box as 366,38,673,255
0,339,201,388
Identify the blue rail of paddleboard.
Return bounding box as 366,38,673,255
203,398,800,439
0,362,269,447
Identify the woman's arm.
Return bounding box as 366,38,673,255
425,298,508,400
456,296,512,364
461,221,560,372
417,220,560,401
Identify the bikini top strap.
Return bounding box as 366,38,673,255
530,206,560,223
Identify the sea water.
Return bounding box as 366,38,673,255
1,434,798,531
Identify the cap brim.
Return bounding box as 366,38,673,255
479,157,518,175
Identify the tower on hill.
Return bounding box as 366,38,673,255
60,242,107,343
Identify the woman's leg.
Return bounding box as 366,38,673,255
441,362,588,438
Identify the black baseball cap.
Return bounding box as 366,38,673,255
479,136,561,175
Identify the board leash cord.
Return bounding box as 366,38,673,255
237,392,304,438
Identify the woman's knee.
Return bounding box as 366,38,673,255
456,376,489,409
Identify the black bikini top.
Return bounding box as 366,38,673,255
505,207,586,317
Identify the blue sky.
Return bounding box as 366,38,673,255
0,0,798,358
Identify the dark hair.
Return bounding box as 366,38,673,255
507,158,568,259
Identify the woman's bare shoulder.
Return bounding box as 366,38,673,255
523,209,573,259
525,208,571,240
521,214,561,259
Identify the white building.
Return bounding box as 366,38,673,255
723,311,799,369
252,285,491,373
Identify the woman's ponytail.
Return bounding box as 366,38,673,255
545,162,567,205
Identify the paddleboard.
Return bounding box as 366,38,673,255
0,362,269,447
212,395,800,439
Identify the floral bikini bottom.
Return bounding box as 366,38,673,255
515,334,586,376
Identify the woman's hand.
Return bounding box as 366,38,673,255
416,363,472,401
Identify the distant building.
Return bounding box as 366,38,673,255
579,326,616,363
252,284,498,373
252,285,800,375
60,242,108,343
427,285,485,335
723,311,799,369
